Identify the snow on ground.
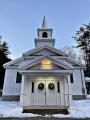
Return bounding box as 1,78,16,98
86,95,90,100
0,97,90,118
0,100,41,117
52,99,90,118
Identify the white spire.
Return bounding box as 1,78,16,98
42,16,47,28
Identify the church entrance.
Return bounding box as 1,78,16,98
20,75,70,110
33,80,61,105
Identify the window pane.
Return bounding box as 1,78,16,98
32,82,34,93
70,74,73,83
42,32,48,38
57,82,60,93
16,72,22,83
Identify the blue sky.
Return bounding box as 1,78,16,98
0,0,90,59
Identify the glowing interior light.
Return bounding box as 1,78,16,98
42,59,51,65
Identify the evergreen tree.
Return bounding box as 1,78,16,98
73,22,90,77
0,36,11,89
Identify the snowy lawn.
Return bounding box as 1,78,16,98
52,100,90,118
0,101,41,117
0,98,90,118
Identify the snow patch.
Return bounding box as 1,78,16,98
52,100,90,118
0,100,90,118
86,95,90,100
0,101,41,117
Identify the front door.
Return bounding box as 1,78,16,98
46,80,61,105
34,80,46,105
33,80,61,105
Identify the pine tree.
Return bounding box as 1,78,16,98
0,36,11,89
73,22,90,77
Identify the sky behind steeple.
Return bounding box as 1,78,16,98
0,0,90,59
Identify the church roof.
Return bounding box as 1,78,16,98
23,45,68,57
18,55,73,70
3,45,85,68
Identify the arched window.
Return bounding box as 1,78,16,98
42,32,48,38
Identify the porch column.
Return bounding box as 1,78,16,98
81,69,87,95
67,74,72,106
20,74,25,105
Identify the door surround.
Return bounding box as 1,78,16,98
31,79,61,106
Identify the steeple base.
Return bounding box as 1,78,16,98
35,38,55,47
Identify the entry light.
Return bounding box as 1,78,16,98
42,59,51,65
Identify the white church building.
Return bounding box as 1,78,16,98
2,17,86,111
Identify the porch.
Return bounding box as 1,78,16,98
20,74,72,110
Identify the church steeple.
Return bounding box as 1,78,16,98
42,16,47,28
34,17,55,48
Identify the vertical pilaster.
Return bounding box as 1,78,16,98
20,75,25,105
67,74,72,106
64,75,69,106
81,69,87,95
